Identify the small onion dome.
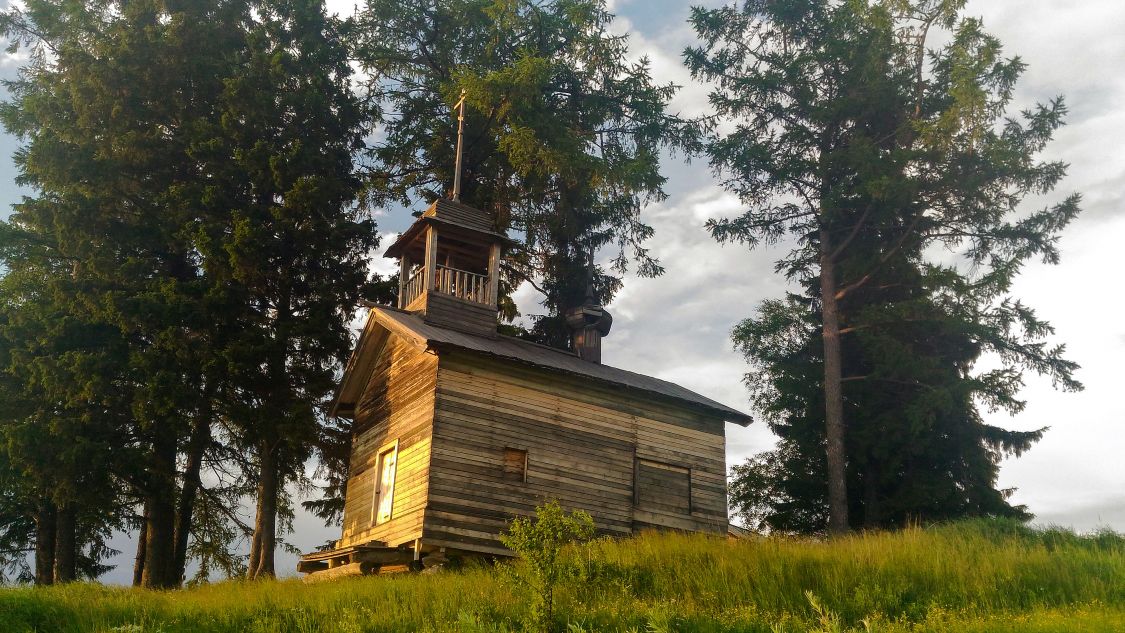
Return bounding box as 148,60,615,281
566,284,612,364
565,301,613,337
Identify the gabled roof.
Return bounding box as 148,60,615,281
332,306,753,426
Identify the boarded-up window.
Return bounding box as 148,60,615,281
503,447,528,482
372,441,398,524
635,459,691,514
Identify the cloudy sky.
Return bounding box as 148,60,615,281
2,0,1122,582
588,0,1125,533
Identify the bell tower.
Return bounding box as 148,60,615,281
383,199,507,337
384,90,508,336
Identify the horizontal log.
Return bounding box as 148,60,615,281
301,562,375,582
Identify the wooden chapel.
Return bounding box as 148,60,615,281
296,195,752,579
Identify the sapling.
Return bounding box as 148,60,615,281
500,500,596,632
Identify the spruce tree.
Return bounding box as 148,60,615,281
0,0,240,586
1,0,375,584
686,0,1081,532
205,0,374,579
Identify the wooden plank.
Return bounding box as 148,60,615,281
636,459,691,514
435,387,636,444
487,242,501,305
437,370,640,436
423,358,733,547
424,226,438,291
441,353,727,435
339,334,438,548
301,562,374,582
422,292,496,336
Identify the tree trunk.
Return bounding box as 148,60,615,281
133,503,148,586
34,499,56,586
245,531,263,579
248,438,278,579
819,229,850,535
53,501,77,582
245,478,264,579
141,429,178,589
173,416,211,586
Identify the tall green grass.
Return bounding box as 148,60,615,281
2,519,1123,632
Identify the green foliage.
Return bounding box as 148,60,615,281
0,522,1123,631
687,0,1082,531
499,500,596,632
0,0,377,584
350,0,696,345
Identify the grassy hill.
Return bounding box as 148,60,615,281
2,520,1123,632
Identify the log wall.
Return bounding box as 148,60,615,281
422,351,728,554
339,335,438,548
421,291,497,336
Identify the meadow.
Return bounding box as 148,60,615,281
1,520,1123,632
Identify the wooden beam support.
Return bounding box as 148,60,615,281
398,255,408,309
487,241,501,306
424,226,439,292
301,562,376,583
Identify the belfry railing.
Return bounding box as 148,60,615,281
402,264,491,307
402,267,426,307
434,264,490,304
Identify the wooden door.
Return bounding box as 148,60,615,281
373,443,398,524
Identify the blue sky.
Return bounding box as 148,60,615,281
2,0,1123,583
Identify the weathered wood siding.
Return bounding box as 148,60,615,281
423,351,728,554
633,407,728,532
405,289,497,337
339,334,437,548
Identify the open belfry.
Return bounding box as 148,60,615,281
297,96,751,580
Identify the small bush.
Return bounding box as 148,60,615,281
499,500,596,632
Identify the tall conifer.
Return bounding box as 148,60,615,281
0,0,375,583
686,0,1081,532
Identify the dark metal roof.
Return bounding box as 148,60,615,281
363,307,753,426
